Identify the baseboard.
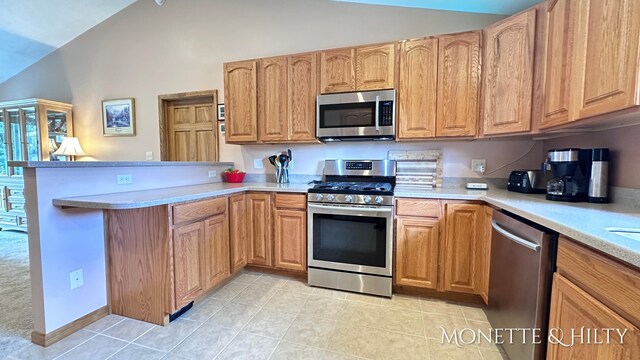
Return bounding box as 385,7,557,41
31,306,109,347
393,285,486,305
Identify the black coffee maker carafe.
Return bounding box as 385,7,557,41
546,148,592,202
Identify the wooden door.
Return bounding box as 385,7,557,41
288,52,318,141
247,193,272,266
228,194,247,273
202,214,230,291
436,32,481,137
479,206,493,304
443,203,481,294
224,60,258,142
541,0,576,129
320,48,356,94
166,96,217,161
395,217,439,289
482,9,536,135
274,209,306,271
356,43,396,91
571,0,640,120
258,56,288,142
173,222,205,308
397,38,438,139
547,274,639,359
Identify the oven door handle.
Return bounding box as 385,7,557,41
308,203,393,215
375,95,380,132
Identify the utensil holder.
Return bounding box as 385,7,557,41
275,167,289,184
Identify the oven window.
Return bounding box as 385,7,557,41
313,213,386,268
319,103,376,128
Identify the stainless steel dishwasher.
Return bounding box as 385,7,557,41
487,211,558,360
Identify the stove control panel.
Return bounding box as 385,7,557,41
345,161,373,170
307,193,394,206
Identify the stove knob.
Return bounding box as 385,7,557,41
375,196,384,204
344,195,354,202
315,194,324,201
363,195,372,203
327,194,335,201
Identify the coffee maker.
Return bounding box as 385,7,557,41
546,148,592,202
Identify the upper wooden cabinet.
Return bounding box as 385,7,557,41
355,43,396,91
288,53,318,141
442,202,482,294
397,38,438,140
320,48,356,93
258,57,288,142
224,60,258,143
436,31,481,137
482,9,536,135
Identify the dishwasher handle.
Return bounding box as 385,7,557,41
491,220,541,252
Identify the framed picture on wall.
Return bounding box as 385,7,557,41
217,104,225,121
102,98,136,136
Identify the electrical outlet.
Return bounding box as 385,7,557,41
253,158,264,169
116,174,133,185
70,269,83,290
471,159,486,174
208,170,217,178
145,151,153,161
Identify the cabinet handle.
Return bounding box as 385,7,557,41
375,95,380,132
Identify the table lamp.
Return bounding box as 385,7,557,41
53,137,87,161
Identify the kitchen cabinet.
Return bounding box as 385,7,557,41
436,31,481,137
288,52,318,141
355,43,396,91
247,192,272,266
442,202,482,294
397,38,438,140
478,206,493,304
224,60,258,143
395,217,440,289
228,193,248,273
202,214,230,290
258,56,288,142
320,48,356,94
273,194,307,272
173,221,206,309
481,9,536,135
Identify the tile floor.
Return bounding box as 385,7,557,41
7,270,508,360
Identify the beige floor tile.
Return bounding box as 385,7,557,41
300,296,346,320
283,315,336,348
345,292,384,305
381,294,422,312
336,301,382,328
56,335,127,360
460,305,489,322
232,285,279,307
182,297,227,323
375,331,429,360
166,323,236,359
242,307,297,339
465,320,498,350
101,318,155,342
7,330,95,360
379,308,425,337
215,331,279,360
279,278,315,295
428,338,483,360
211,282,249,301
82,314,125,333
263,289,309,314
420,298,465,318
270,341,357,360
206,302,261,330
133,318,201,352
326,323,382,359
108,344,165,360
423,313,469,340
231,271,262,285
478,347,510,360
311,287,349,299
251,274,288,289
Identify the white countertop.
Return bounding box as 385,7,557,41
54,183,640,268
9,160,234,168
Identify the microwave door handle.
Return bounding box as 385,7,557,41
375,95,380,132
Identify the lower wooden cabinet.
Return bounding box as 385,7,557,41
274,209,307,271
173,222,206,309
247,193,273,266
202,214,230,290
395,217,439,289
443,203,482,294
478,206,493,304
228,193,248,273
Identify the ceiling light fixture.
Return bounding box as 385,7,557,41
154,0,165,6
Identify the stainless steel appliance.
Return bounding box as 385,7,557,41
487,211,558,360
507,170,549,194
316,90,395,141
307,160,395,297
588,148,609,203
546,148,592,202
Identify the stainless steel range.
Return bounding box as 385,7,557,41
307,160,395,297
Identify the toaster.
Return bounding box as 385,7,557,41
508,170,548,194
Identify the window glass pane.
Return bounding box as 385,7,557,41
9,110,23,175
0,112,6,176
47,110,68,160
25,108,40,161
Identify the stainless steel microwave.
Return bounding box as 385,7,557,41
316,89,395,142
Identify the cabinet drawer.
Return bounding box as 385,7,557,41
274,193,306,210
395,198,440,218
0,214,17,226
172,197,227,226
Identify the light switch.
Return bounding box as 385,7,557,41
145,151,153,161
254,159,264,169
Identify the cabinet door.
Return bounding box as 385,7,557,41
541,0,576,128
247,193,272,266
395,217,439,289
274,209,306,271
258,56,288,142
436,32,481,137
397,38,438,139
548,274,640,359
0,111,7,177
224,60,258,143
479,206,493,304
288,53,318,141
443,203,481,294
356,43,396,91
173,222,205,308
202,214,230,291
573,0,640,120
482,10,536,135
228,194,247,273
320,48,356,94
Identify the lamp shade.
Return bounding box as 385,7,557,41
53,137,87,157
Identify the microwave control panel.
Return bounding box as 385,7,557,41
379,101,394,126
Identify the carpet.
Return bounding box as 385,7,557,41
0,230,32,357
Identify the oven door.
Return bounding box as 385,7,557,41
307,203,393,277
